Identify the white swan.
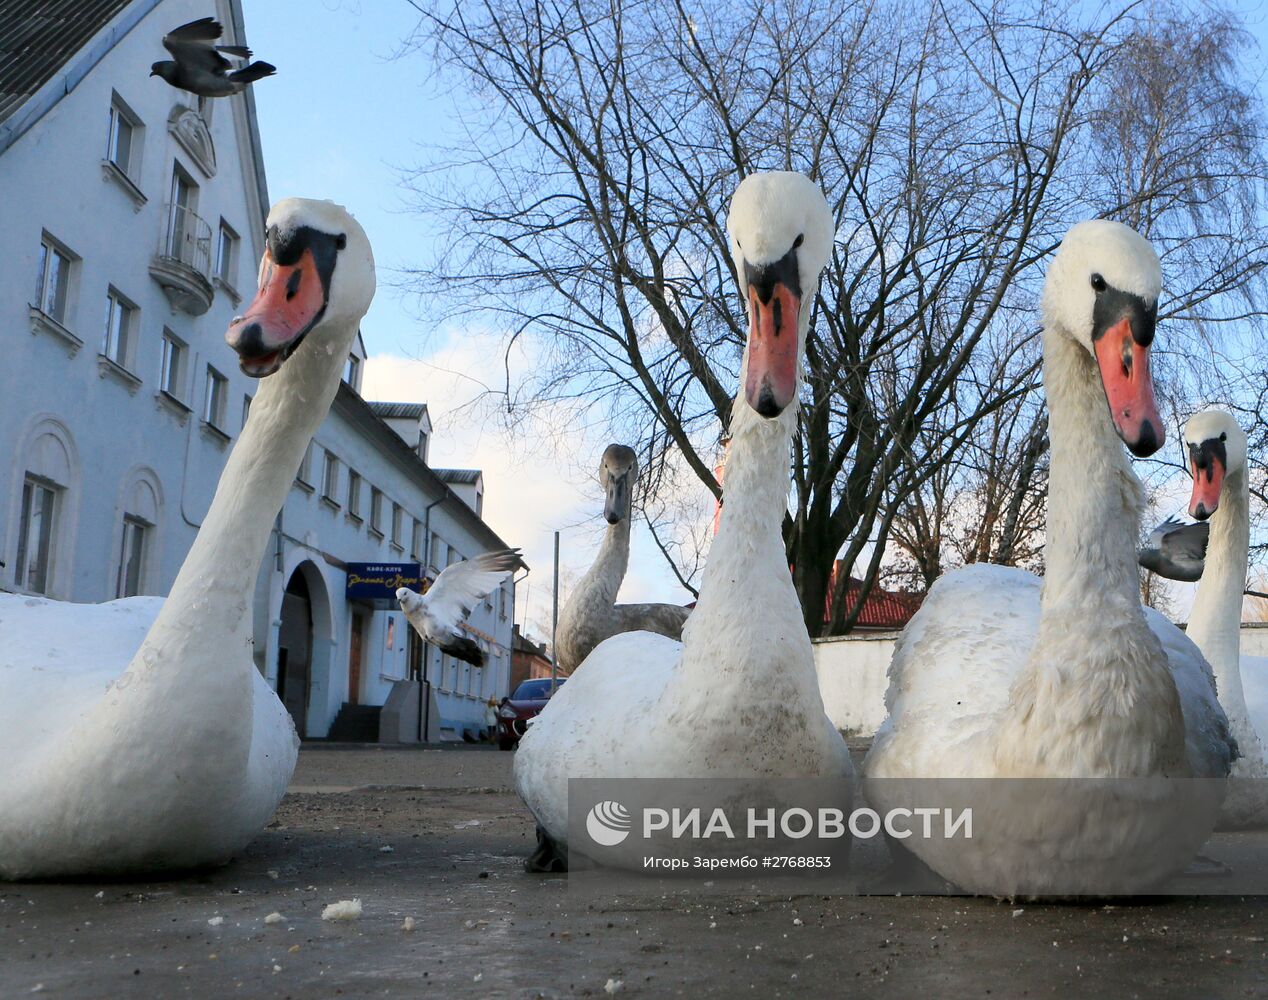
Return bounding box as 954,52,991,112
862,220,1235,897
514,172,853,870
554,444,690,674
1145,411,1268,828
0,198,375,878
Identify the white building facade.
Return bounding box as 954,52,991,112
0,0,518,740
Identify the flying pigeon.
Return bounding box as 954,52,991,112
150,17,276,98
1139,515,1210,582
397,548,521,667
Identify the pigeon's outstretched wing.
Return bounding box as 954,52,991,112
1140,516,1210,582
396,549,520,666
162,17,234,73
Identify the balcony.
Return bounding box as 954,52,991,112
149,203,214,315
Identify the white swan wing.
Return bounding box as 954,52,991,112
867,563,1042,780
421,548,519,636
0,594,163,755
1144,606,1236,777
514,631,682,842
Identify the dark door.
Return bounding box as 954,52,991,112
278,576,312,734
348,612,364,705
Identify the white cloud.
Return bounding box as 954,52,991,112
362,334,697,644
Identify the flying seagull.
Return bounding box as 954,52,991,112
150,17,276,98
397,548,521,667
1139,515,1211,582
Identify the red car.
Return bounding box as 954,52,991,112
497,678,565,750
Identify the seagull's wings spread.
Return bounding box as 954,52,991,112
163,17,232,73
425,548,520,632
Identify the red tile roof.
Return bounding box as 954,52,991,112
825,563,924,630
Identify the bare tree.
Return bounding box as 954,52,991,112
402,0,1268,635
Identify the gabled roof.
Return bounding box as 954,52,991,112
0,0,135,127
369,401,428,421
825,563,924,630
435,468,482,486
333,385,523,569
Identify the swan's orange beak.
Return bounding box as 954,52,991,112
745,281,800,417
1188,440,1226,520
743,245,803,419
1093,315,1163,457
227,248,328,378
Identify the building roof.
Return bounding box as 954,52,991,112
435,468,482,486
512,626,549,658
0,0,134,127
369,401,427,421
333,384,524,570
825,563,924,631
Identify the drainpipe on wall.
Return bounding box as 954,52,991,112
418,494,446,742
509,566,530,695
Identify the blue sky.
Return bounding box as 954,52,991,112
248,0,444,359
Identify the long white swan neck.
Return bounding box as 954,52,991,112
578,502,631,608
132,329,348,668
1039,328,1144,609
675,364,809,688
1187,466,1253,735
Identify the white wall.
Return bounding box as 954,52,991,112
0,0,266,605
1241,625,1268,659
812,633,896,737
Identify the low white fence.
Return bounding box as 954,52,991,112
813,624,1268,739
811,631,897,737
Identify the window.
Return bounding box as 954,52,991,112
322,450,340,502
241,394,252,427
115,516,148,598
347,470,362,518
296,442,314,487
35,235,74,324
430,535,446,569
448,546,461,567
343,354,361,388
203,366,227,428
417,429,429,463
215,219,239,287
165,165,200,265
498,584,508,621
106,94,142,179
369,487,383,534
16,477,57,595
101,288,136,367
160,331,186,398
410,518,423,560
391,503,404,549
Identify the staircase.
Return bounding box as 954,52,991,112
326,703,382,743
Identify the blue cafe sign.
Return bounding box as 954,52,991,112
345,562,425,601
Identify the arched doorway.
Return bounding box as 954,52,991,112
277,569,314,734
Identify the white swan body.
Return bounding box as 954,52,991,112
555,444,690,674
1163,411,1268,827
515,173,853,863
0,198,375,878
863,220,1234,896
